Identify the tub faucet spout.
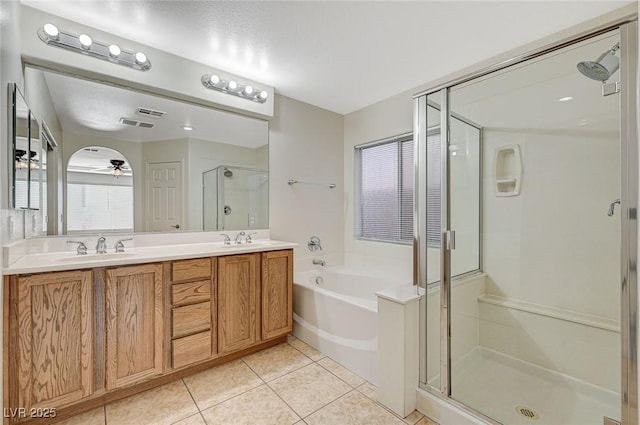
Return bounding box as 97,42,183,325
312,258,326,267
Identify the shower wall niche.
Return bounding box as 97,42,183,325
203,165,268,231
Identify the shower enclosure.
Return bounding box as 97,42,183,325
202,165,268,231
415,20,637,425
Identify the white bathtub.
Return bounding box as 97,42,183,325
293,267,403,385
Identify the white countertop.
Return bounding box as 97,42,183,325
4,240,297,275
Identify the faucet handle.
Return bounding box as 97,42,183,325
308,236,322,251
220,233,231,245
67,240,88,255
114,238,133,253
246,232,258,243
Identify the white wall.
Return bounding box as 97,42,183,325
0,0,24,414
482,129,620,319
269,94,344,271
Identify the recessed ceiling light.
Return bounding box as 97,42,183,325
182,125,193,131
558,96,573,102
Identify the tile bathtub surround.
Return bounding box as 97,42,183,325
54,337,437,425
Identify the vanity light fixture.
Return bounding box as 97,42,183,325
201,74,268,103
37,24,151,71
182,125,194,131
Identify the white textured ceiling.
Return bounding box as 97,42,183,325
21,1,633,114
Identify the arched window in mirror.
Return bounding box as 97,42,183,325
66,146,133,233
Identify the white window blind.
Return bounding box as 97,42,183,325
67,183,133,232
355,134,413,244
426,131,441,247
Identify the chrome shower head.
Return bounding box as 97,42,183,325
577,43,620,82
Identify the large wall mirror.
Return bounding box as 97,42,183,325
22,66,269,235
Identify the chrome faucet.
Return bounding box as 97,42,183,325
114,238,133,253
96,236,107,254
67,240,88,255
221,233,231,245
312,258,326,267
246,232,257,243
235,231,246,245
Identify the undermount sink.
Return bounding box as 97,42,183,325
55,252,139,263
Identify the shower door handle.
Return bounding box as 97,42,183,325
445,230,456,250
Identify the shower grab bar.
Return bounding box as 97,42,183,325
287,179,336,189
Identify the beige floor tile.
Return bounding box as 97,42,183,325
201,384,300,425
54,407,104,425
106,380,198,425
268,363,352,418
403,410,425,424
172,413,206,425
317,357,365,387
288,337,325,361
357,381,378,401
416,416,439,425
183,359,263,410
243,343,313,381
305,390,405,425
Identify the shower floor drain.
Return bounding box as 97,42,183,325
515,406,539,420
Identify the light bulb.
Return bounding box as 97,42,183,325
79,34,92,49
244,85,254,95
259,90,268,100
108,44,121,57
209,74,220,84
228,80,238,90
135,52,147,64
43,24,59,40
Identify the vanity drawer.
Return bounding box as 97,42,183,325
173,301,211,338
172,258,212,282
172,331,212,369
172,280,210,306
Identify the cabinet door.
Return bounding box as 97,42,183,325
105,264,163,389
16,270,93,409
261,250,293,340
217,253,259,354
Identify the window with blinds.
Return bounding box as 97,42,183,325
355,134,414,244
67,183,133,232
426,130,441,247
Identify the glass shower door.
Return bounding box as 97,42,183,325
447,30,622,425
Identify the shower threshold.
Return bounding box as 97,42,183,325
449,347,618,425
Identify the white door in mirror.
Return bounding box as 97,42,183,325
146,161,183,231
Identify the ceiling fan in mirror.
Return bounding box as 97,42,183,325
109,159,128,178
15,149,40,169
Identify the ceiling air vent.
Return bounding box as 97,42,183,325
136,107,166,118
119,117,155,128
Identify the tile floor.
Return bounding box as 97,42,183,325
56,336,438,425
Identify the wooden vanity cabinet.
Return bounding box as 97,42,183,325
217,253,260,354
4,249,293,424
9,270,94,410
105,263,164,389
261,250,294,340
